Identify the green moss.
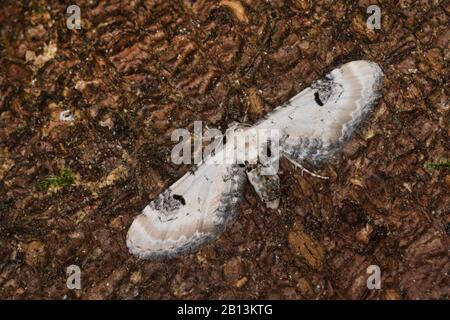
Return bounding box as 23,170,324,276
36,168,75,191
427,161,450,171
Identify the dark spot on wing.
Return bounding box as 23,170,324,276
314,92,324,106
266,140,272,157
173,194,186,205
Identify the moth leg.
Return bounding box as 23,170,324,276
246,164,280,209
284,155,329,180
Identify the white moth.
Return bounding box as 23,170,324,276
127,60,384,259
